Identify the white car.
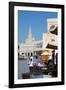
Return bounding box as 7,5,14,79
28,56,45,67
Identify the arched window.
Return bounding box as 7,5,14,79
28,53,29,56
31,53,32,56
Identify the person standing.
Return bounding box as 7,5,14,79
52,50,55,64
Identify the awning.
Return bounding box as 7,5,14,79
46,44,57,49
50,27,57,35
41,52,50,55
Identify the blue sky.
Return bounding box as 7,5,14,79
18,10,57,43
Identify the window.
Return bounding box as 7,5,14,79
50,25,55,30
51,39,55,41
31,53,32,56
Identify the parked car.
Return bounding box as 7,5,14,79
28,56,47,68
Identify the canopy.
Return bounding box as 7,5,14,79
46,44,57,49
50,27,57,35
41,52,50,55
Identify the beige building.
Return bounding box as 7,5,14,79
42,18,58,58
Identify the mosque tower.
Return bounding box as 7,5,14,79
25,25,35,43
28,25,33,39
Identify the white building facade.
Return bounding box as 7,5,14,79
19,26,43,58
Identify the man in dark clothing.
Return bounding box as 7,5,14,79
52,50,55,64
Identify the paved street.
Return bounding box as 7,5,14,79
18,59,54,79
